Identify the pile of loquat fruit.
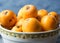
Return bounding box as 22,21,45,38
0,5,59,32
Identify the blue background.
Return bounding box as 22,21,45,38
0,0,60,43
0,0,60,14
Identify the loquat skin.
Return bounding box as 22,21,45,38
0,10,17,29
16,19,24,26
17,5,37,21
11,19,24,32
38,9,48,18
41,15,58,31
48,11,59,27
11,25,22,32
48,11,58,23
22,18,42,32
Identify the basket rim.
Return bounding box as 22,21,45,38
0,25,60,34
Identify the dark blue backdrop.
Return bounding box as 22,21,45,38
0,0,60,14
